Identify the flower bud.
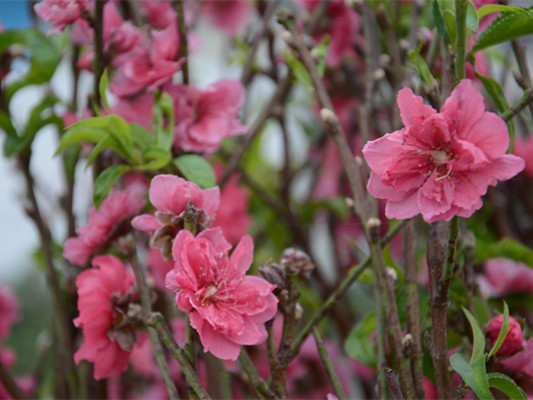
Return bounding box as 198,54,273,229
486,315,523,356
259,262,287,293
280,247,315,279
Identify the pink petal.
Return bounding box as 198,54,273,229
229,235,254,275
131,214,162,232
397,87,437,127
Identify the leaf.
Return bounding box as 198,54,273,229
344,312,377,368
466,1,479,33
450,354,493,400
105,115,136,163
473,11,533,52
99,68,111,111
63,144,81,182
93,165,131,209
477,4,529,21
174,155,216,189
314,34,329,77
408,48,438,89
140,147,171,170
475,238,533,268
462,307,485,363
433,0,451,45
85,136,116,168
155,91,175,151
475,71,509,113
55,127,107,155
130,123,154,150
488,301,510,358
284,49,312,89
487,372,527,400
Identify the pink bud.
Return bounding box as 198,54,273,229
486,315,523,357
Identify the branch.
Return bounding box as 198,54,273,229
239,348,278,400
92,0,106,110
174,0,189,85
503,88,533,122
312,327,347,400
0,359,26,399
454,0,468,83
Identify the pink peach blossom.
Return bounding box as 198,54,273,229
477,258,533,297
165,228,278,360
34,0,89,32
64,187,146,266
140,0,176,29
212,175,251,244
501,338,533,376
131,174,220,234
0,286,18,343
363,79,525,222
486,315,523,357
73,255,136,380
170,79,247,154
201,0,252,36
112,92,154,131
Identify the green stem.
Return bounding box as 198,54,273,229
148,313,211,400
454,0,468,83
374,277,387,400
289,220,408,360
312,327,347,400
239,349,278,400
130,258,179,400
205,354,231,399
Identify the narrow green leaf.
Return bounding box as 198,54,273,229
0,110,17,137
63,144,81,182
130,123,154,151
55,127,107,155
433,0,451,45
99,68,111,111
155,91,175,151
488,373,527,400
473,11,533,52
475,71,508,113
488,302,510,358
408,48,438,88
105,115,136,163
462,307,485,363
174,155,216,189
450,354,493,400
85,136,116,168
140,147,171,170
477,4,528,21
93,165,131,209
466,0,479,32
314,34,330,77
284,49,312,88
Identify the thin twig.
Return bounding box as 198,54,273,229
289,220,408,360
148,313,211,400
174,0,189,85
312,327,347,400
384,368,405,400
0,359,26,399
503,88,533,122
239,348,278,400
374,279,387,400
92,0,106,110
454,0,467,83
130,257,179,400
510,38,533,118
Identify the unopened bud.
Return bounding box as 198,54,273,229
386,266,398,283
399,39,410,52
156,211,176,225
259,262,287,292
373,68,386,81
402,333,413,356
345,197,355,208
367,218,381,242
280,247,315,279
310,47,320,64
127,303,143,321
294,302,303,321
320,108,338,126
378,54,390,67
281,30,295,46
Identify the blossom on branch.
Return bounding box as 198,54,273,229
165,228,278,361
34,0,89,32
363,79,525,223
73,255,136,380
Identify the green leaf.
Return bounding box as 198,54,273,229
155,91,175,151
473,11,533,52
488,302,510,358
105,115,136,163
475,71,509,113
475,238,533,268
85,136,116,168
466,0,479,32
0,29,59,102
55,127,107,155
462,307,485,363
63,144,81,182
344,312,377,368
284,49,312,88
450,354,493,400
93,165,131,209
408,47,438,88
433,0,451,45
140,147,171,170
487,372,527,400
314,34,329,77
174,155,216,189
477,4,529,21
440,0,457,48
130,123,154,151
99,69,111,111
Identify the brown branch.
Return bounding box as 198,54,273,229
92,0,106,110
0,359,26,399
174,0,189,85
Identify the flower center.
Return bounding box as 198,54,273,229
432,150,450,164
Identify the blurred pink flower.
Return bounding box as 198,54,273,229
201,0,252,36
0,286,18,343
140,0,176,29
34,0,89,32
131,174,220,233
112,92,154,131
477,258,533,297
64,187,146,266
501,338,533,376
147,248,174,290
514,136,533,179
363,79,525,222
170,79,247,154
165,228,278,360
74,255,136,380
212,175,251,244
486,315,523,357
